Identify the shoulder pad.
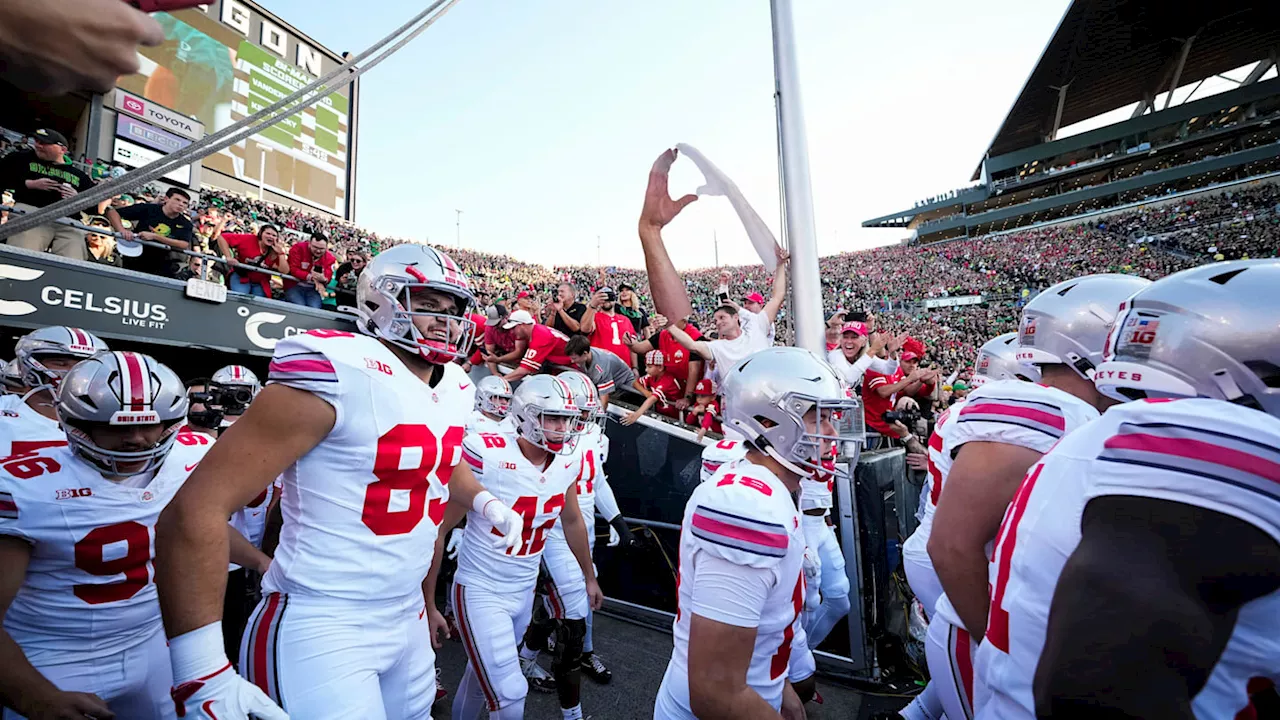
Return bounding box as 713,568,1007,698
461,431,497,476
689,470,793,570
1090,399,1280,538
951,381,1095,453
266,331,358,398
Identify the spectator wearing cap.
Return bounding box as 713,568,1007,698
827,321,899,389
566,334,637,409
628,317,704,407
213,218,289,297
84,217,121,267
481,304,526,375
624,350,682,424
894,345,940,413
582,286,638,365
616,282,649,338
501,310,572,382
283,232,336,308
105,187,194,277
544,283,587,337
685,378,723,439
332,251,368,309
515,290,540,317
739,291,777,345
0,128,94,260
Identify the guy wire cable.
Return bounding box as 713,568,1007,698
0,0,460,240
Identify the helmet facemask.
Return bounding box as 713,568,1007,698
479,391,512,418
517,404,584,455
63,417,184,477
753,393,861,481
373,276,476,364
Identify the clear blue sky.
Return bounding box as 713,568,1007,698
260,0,1070,269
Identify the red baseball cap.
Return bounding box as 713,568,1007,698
901,350,921,362
694,378,715,395
516,290,531,299
840,321,868,337
743,292,766,305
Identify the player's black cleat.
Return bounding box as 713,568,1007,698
580,651,612,684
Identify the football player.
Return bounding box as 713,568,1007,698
896,332,1036,720
520,371,633,691
975,260,1280,719
428,374,603,720
1,359,24,394
469,375,515,435
924,274,1149,720
155,244,525,720
0,352,210,719
0,326,107,457
654,347,860,719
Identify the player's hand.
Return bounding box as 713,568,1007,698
170,663,288,720
639,148,697,231
426,606,450,649
482,499,525,554
446,528,464,560
608,524,621,547
23,690,114,719
781,682,807,720
585,577,605,611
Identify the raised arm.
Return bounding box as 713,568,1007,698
762,247,789,324
638,149,698,322
654,314,712,361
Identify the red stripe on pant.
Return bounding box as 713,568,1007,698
453,583,500,711
542,569,565,620
954,627,974,719
252,593,282,700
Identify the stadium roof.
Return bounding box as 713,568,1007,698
975,0,1280,179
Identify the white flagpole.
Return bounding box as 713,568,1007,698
770,0,824,354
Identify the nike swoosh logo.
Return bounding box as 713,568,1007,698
202,699,220,720
459,383,471,390
184,463,199,472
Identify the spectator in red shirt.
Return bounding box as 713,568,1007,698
685,378,723,439
480,304,526,376
628,319,704,403
864,359,929,439
501,310,572,381
283,232,337,308
213,221,288,297
624,350,681,424
581,286,637,366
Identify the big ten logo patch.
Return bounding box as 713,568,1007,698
365,358,393,376
56,487,93,500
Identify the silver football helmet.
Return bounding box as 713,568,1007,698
356,244,477,364
511,374,583,455
1016,274,1151,380
210,365,261,397
557,370,603,428
972,332,1040,388
475,375,513,418
1095,259,1280,418
15,326,108,389
57,351,189,476
721,347,860,480
2,359,23,393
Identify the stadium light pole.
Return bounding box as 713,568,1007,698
770,0,824,355
455,209,462,248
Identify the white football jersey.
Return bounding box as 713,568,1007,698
700,438,748,483
547,424,609,545
466,409,515,437
455,430,579,595
930,381,1098,631
661,461,806,713
975,399,1280,720
906,400,965,552
0,436,210,663
0,393,66,458
261,330,473,603
228,480,278,572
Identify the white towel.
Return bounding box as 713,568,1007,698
676,143,780,272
